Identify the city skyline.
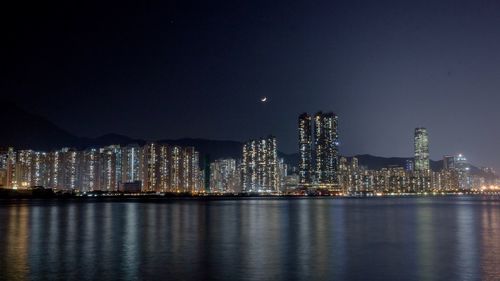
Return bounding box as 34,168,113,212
1,111,497,194
2,1,500,281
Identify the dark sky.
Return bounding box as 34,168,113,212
2,0,500,169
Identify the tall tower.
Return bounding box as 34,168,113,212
81,148,100,191
140,143,161,192
99,145,121,191
313,112,339,185
414,128,429,171
121,144,141,184
242,136,279,192
298,113,312,185
455,154,470,190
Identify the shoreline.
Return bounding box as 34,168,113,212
1,190,499,201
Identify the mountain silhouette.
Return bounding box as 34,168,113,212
0,102,79,150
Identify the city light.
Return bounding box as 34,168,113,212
0,115,497,197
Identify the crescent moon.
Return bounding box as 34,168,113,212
261,97,267,102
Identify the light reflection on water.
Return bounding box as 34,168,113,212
0,197,499,281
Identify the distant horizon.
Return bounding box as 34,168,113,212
3,102,490,167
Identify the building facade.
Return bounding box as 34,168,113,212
210,158,240,193
298,111,339,188
1,143,201,193
241,136,279,192
298,113,313,185
414,128,429,171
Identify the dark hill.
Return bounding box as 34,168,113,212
351,154,443,171
0,102,78,150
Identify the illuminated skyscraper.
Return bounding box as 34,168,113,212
314,112,339,186
15,150,34,188
277,158,288,192
210,158,240,193
6,150,49,188
98,145,122,191
298,113,313,185
242,139,257,192
181,148,193,192
297,112,339,187
81,148,100,191
61,148,80,190
48,150,63,189
242,136,279,192
0,144,201,192
31,151,49,187
181,147,200,193
140,143,161,192
169,146,181,191
414,128,429,171
0,149,7,170
0,148,8,187
455,154,470,190
122,144,141,184
140,143,201,193
6,147,16,188
159,144,171,192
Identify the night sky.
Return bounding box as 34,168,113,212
2,0,500,169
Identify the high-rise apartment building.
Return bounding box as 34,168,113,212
210,158,240,193
6,148,16,188
298,113,313,185
314,112,339,185
1,143,201,192
0,148,8,187
298,111,339,187
140,143,201,193
63,148,80,190
31,151,49,187
169,146,181,191
181,147,201,193
140,142,161,192
122,144,141,184
81,148,100,191
0,148,50,189
48,150,63,189
455,154,470,190
15,150,34,188
99,145,122,191
242,136,279,192
414,128,429,171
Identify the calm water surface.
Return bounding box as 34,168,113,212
0,197,499,281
